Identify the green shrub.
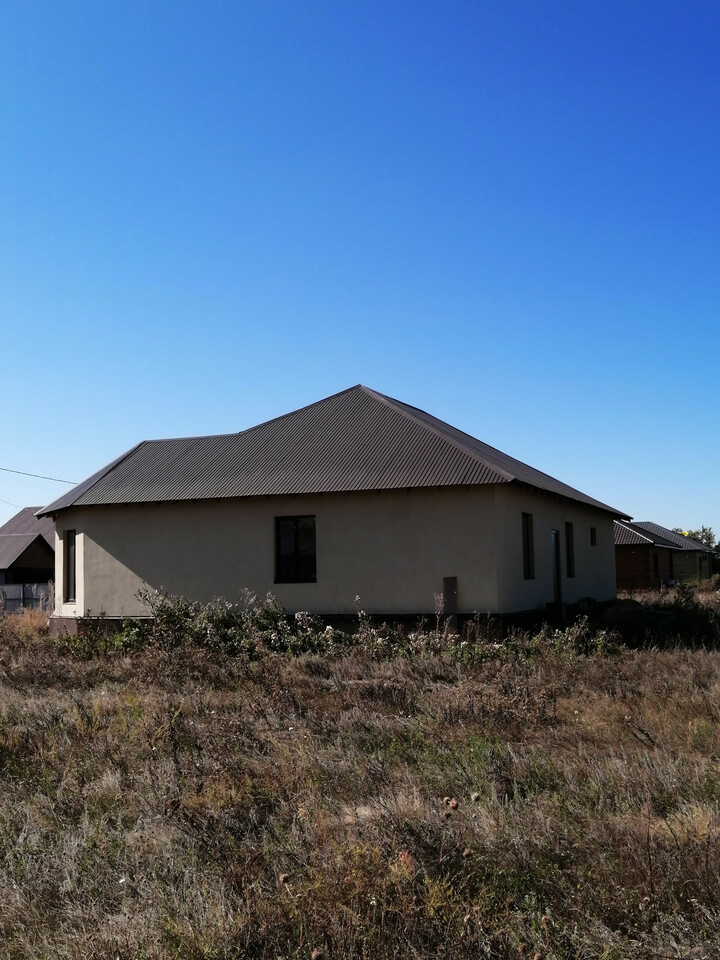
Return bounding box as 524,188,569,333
58,590,634,663
549,615,622,657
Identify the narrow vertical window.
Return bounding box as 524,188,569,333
565,522,575,577
653,553,659,579
522,513,534,580
64,530,76,602
275,516,316,583
590,526,597,547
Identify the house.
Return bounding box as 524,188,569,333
614,520,680,591
0,507,55,586
0,507,55,611
38,385,627,627
631,522,714,583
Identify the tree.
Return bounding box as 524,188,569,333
672,525,716,548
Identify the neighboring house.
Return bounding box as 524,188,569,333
38,385,628,627
614,520,680,591
0,507,55,586
0,507,55,611
632,522,715,582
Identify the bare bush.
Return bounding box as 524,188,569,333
0,591,719,957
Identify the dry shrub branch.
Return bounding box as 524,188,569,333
0,588,719,958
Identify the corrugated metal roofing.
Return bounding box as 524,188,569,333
38,385,628,518
0,507,55,549
614,520,680,548
0,534,49,569
633,521,715,552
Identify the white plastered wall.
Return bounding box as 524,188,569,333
52,487,500,618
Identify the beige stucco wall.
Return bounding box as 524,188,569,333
51,484,618,619
52,487,500,618
56,529,85,619
494,486,617,611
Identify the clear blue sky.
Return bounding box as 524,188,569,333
2,1,719,532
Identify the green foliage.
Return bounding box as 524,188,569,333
119,589,344,659
546,615,622,657
672,525,716,548
62,609,114,659
55,609,151,660
51,582,720,668
52,588,634,665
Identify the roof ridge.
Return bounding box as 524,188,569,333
359,386,517,481
634,521,713,552
362,387,619,506
0,532,44,537
237,384,365,439
38,385,628,517
624,520,682,549
0,532,51,569
614,520,655,545
136,387,368,445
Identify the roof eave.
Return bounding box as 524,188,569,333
36,441,147,517
512,479,630,519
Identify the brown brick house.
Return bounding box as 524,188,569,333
614,520,714,591
633,522,715,582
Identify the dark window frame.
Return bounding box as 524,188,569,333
565,522,575,578
590,526,597,547
64,530,76,603
522,512,535,580
274,515,317,584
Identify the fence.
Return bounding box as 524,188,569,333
0,583,51,614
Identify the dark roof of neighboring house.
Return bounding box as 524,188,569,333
614,520,680,549
39,385,628,518
0,508,55,549
0,534,54,570
633,522,715,553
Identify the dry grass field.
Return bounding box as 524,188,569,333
1,588,719,959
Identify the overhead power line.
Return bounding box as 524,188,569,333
0,466,77,484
